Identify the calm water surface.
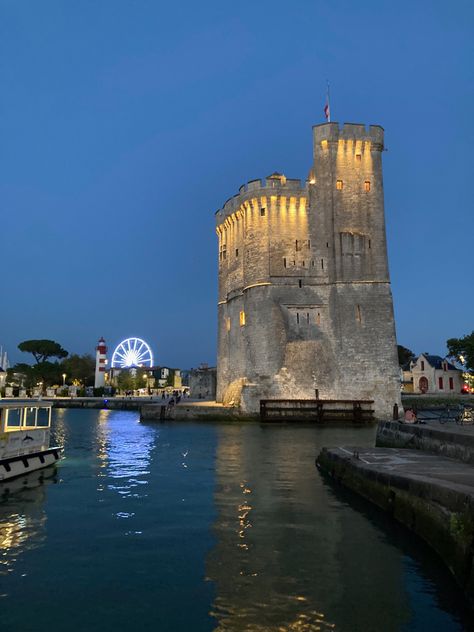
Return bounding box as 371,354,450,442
0,409,471,631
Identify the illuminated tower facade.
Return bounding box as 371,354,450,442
94,337,108,388
215,122,400,419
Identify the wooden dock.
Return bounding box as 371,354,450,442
260,399,374,423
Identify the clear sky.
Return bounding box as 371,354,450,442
1,0,472,367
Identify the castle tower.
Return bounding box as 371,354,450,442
215,123,400,419
94,337,108,388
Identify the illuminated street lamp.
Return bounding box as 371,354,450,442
62,373,67,386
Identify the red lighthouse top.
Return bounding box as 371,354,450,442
96,337,107,353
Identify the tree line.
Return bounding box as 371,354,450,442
6,339,95,390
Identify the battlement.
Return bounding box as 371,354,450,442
313,122,384,147
216,173,306,221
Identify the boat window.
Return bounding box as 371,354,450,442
37,408,50,427
6,408,22,428
25,408,37,427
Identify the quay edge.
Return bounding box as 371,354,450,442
316,446,474,607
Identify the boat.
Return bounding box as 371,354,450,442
0,401,62,481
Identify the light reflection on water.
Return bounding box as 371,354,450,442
0,412,470,631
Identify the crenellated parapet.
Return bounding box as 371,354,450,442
216,172,307,230
313,122,384,153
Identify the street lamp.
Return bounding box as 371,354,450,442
62,373,67,387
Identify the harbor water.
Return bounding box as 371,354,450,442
0,409,471,631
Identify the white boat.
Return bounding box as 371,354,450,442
0,401,62,481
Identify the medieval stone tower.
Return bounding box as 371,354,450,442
215,122,400,419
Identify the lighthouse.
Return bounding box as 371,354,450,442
94,337,108,388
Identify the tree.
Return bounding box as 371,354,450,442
397,345,415,366
447,331,474,372
18,339,68,364
60,354,95,385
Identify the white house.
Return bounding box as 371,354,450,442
411,354,463,394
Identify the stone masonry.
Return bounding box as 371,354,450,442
215,122,401,419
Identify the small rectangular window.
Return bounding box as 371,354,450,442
295,240,299,251
364,181,371,192
368,239,371,249
302,260,305,267
306,313,310,324
316,312,321,325
311,260,315,267
438,377,444,390
6,408,22,428
239,311,246,326
260,207,266,216
283,257,287,268
298,280,302,288
449,377,454,390
421,361,425,371
321,259,324,270
336,180,343,190
307,240,311,249
326,242,329,248
235,248,239,257
356,305,362,323
356,154,362,162
296,313,300,324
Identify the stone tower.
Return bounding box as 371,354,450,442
215,122,400,419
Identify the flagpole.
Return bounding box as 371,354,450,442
326,80,331,123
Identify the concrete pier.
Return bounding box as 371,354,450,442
316,445,474,606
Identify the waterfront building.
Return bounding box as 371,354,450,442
215,122,400,419
410,354,463,394
189,364,217,399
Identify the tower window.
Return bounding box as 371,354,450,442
235,248,239,257
298,280,302,288
356,154,361,162
368,239,371,249
302,260,305,267
311,260,315,267
364,181,371,192
326,242,329,248
316,312,321,325
296,313,300,324
295,240,299,251
421,361,425,371
239,311,246,326
306,313,310,324
321,259,324,270
283,257,287,268
260,207,266,216
336,180,343,190
307,240,311,249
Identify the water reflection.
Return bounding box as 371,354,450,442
206,425,467,632
0,468,57,578
93,410,156,515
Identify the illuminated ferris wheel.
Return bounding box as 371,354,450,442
111,337,154,368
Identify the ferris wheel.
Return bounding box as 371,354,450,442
111,337,154,368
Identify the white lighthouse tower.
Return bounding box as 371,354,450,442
94,337,108,388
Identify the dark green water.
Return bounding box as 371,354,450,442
0,409,471,631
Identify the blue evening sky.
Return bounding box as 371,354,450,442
1,0,472,367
